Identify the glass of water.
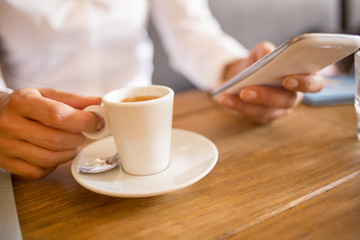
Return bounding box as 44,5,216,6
354,50,360,140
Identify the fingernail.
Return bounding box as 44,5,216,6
240,89,257,102
284,78,299,89
94,114,105,130
219,95,235,107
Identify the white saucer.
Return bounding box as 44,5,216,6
71,129,218,197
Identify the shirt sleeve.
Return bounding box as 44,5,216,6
150,0,248,91
0,66,12,94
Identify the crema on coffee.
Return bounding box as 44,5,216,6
121,96,160,102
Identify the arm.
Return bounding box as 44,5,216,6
151,0,248,90
151,1,324,123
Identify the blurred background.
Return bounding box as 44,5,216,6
149,0,360,92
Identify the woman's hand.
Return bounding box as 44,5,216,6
217,42,324,123
0,88,103,179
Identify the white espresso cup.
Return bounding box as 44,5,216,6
82,85,174,175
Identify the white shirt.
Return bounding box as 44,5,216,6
0,0,248,96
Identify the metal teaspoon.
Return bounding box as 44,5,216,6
79,153,120,173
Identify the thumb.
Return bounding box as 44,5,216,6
251,41,276,61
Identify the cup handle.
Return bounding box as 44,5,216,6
82,105,111,139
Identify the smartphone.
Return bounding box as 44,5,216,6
212,33,360,99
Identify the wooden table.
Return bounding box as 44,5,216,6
12,89,360,239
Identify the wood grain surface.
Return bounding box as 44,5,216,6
12,89,360,240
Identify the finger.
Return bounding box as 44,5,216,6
239,86,299,108
8,117,86,151
0,154,55,179
1,108,86,151
222,42,277,83
253,41,276,60
218,94,293,124
10,88,101,132
0,137,78,169
240,42,276,70
39,88,102,109
283,74,324,93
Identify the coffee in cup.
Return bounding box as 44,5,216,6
121,95,160,103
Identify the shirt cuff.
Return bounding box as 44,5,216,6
0,87,13,94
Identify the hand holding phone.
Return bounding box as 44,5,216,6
212,33,360,99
